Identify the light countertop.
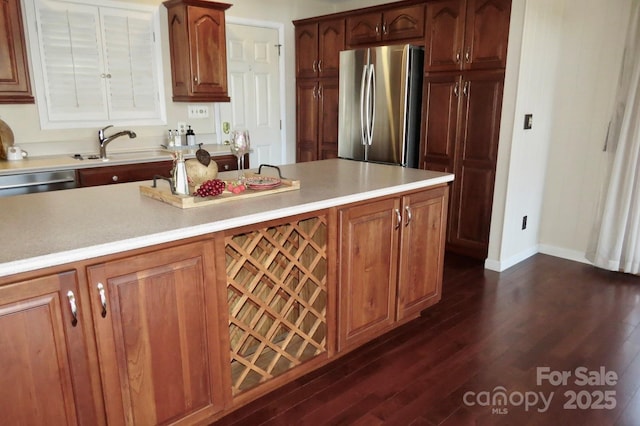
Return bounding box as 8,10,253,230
0,144,234,175
0,159,454,278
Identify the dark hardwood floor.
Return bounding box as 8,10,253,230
214,253,640,425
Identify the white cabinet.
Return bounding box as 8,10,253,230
25,0,166,128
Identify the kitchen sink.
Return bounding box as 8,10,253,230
71,149,174,163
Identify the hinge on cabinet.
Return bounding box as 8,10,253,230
275,44,282,56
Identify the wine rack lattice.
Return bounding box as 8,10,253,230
225,216,328,395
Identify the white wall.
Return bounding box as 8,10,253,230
487,0,632,270
538,0,631,262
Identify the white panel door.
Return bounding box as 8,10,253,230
220,23,282,166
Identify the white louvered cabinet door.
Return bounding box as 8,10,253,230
100,8,162,120
27,0,165,128
35,0,108,121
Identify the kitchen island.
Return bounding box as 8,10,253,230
0,159,453,425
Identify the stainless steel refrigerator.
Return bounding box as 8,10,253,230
338,44,424,168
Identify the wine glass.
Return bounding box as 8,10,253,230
229,128,250,181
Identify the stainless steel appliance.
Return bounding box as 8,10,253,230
0,170,77,197
338,44,424,168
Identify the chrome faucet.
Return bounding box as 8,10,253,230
98,125,137,159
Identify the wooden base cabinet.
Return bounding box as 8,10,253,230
0,271,101,425
338,186,448,352
87,241,229,425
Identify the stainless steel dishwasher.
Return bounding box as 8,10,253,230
0,170,77,197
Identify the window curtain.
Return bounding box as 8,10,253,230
588,1,640,274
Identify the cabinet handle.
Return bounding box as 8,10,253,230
404,206,412,227
194,76,198,83
223,164,230,170
112,175,118,182
318,85,323,98
67,290,78,327
375,24,380,34
312,60,317,73
463,81,469,96
465,48,471,63
454,82,460,97
318,60,323,73
394,208,402,230
382,22,388,35
455,52,461,63
97,283,107,318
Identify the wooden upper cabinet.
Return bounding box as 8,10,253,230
464,0,512,70
346,3,425,47
0,271,101,425
0,0,33,103
295,18,345,79
164,0,231,102
425,0,511,72
87,241,229,424
425,0,466,72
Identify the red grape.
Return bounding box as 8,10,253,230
193,179,226,197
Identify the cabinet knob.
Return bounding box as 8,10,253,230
112,175,119,182
224,164,230,170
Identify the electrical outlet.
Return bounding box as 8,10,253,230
522,215,528,230
188,105,209,119
177,122,187,135
524,114,533,130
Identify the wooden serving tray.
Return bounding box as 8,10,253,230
140,172,300,209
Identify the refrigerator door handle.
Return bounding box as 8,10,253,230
367,63,376,146
359,65,368,146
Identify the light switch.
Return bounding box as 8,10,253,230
524,114,533,130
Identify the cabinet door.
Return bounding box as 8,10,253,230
295,22,318,79
0,0,33,103
296,80,319,162
87,241,228,425
421,73,461,173
382,4,426,43
397,187,448,321
464,0,512,70
338,198,399,352
346,11,381,47
0,271,101,425
449,71,504,258
318,19,345,78
318,80,340,160
188,5,229,99
425,0,466,72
